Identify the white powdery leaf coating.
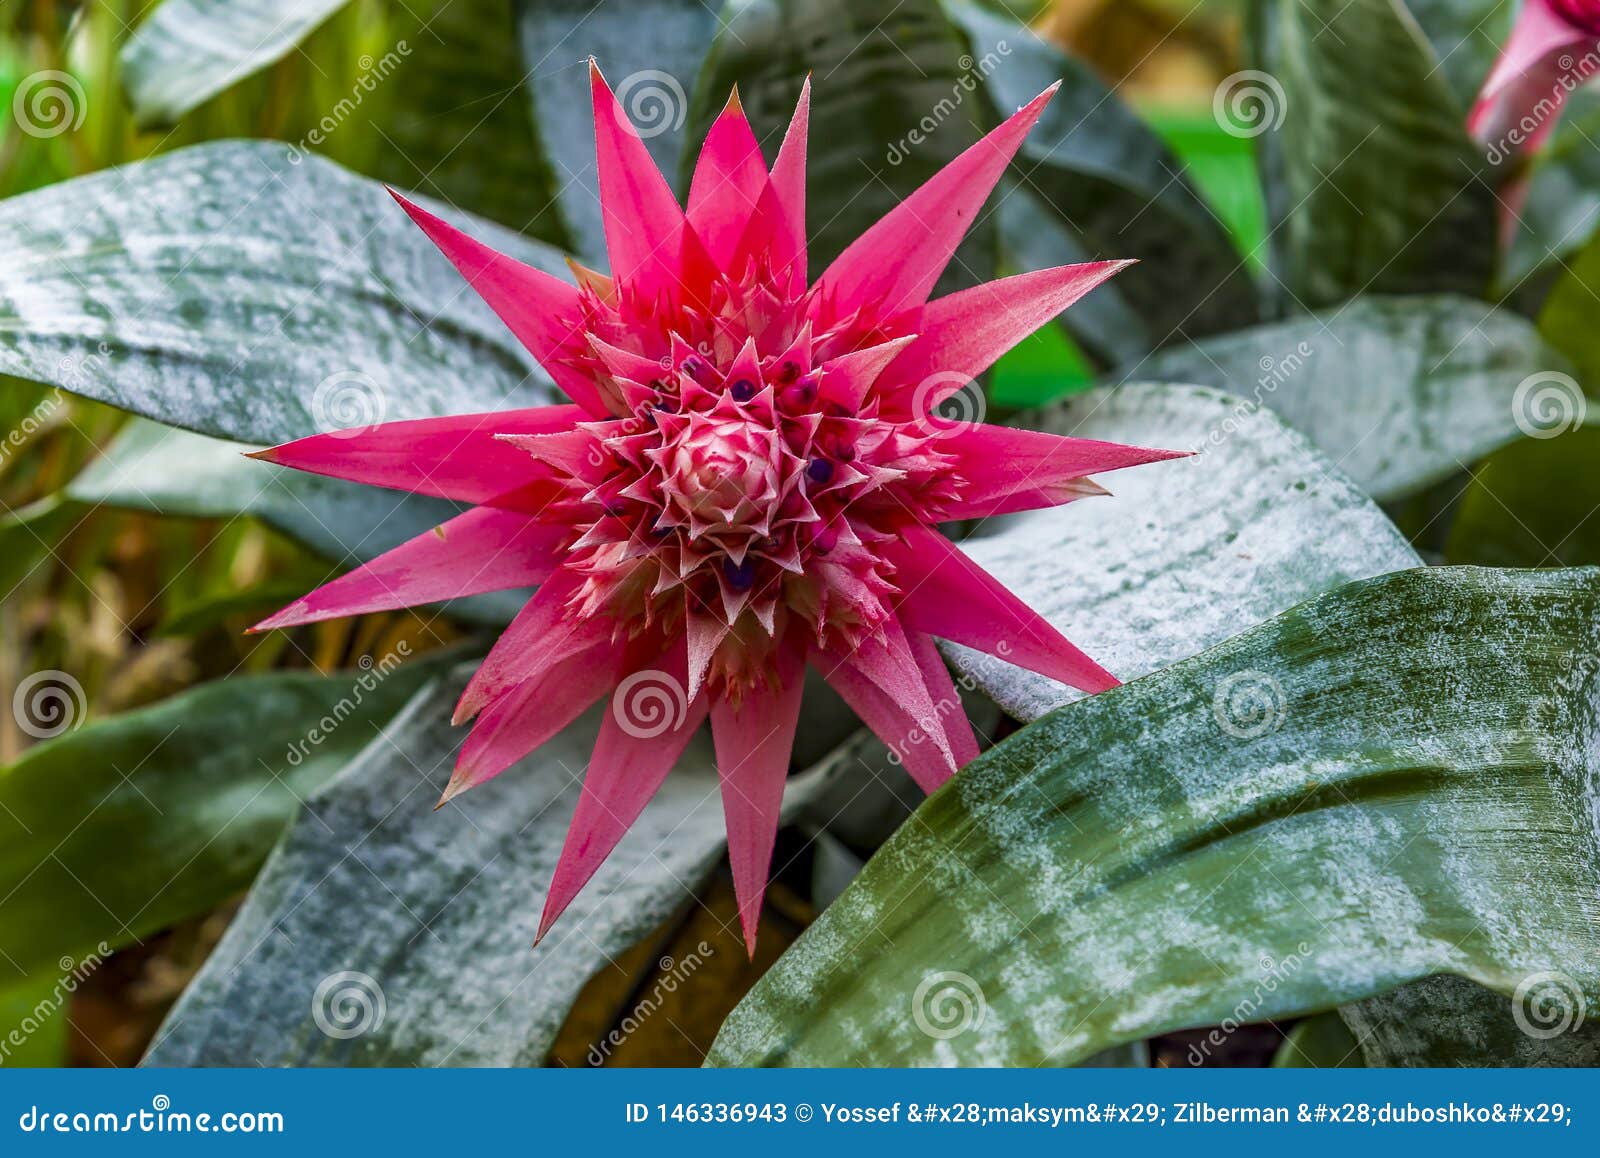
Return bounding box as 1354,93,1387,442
949,382,1421,723
145,670,825,1066
0,142,563,446
1116,296,1576,502
707,568,1600,1066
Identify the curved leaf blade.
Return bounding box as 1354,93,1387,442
517,0,719,262
371,0,569,239
1249,0,1496,310
709,567,1600,1066
144,673,831,1066
1503,92,1600,288
1342,973,1600,1065
1447,429,1600,569
1401,0,1513,113
1110,295,1580,502
0,657,452,979
0,142,562,445
686,0,991,286
947,381,1420,720
65,419,526,626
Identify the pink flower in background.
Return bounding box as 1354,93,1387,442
250,65,1182,952
1470,0,1600,163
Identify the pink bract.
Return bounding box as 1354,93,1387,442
1470,0,1600,162
250,64,1185,953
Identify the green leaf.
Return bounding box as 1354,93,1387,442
121,0,352,125
708,567,1600,1065
1440,235,1600,575
1249,0,1496,310
946,382,1420,720
64,419,526,626
156,578,340,638
686,0,992,286
0,655,455,978
994,189,1149,368
949,0,1257,344
1341,973,1600,1065
0,142,562,446
1452,235,1600,575
1108,295,1578,502
1143,107,1270,264
517,0,719,262
1443,236,1600,571
66,419,459,563
145,673,836,1065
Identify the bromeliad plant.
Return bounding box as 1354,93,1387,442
1,0,1599,1069
246,67,1179,951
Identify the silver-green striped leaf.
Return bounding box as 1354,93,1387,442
1103,296,1582,502
945,381,1420,721
145,672,837,1066
0,142,562,445
709,567,1600,1065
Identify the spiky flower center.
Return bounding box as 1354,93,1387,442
533,260,960,691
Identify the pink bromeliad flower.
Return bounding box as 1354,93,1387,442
250,65,1181,952
1470,0,1600,162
